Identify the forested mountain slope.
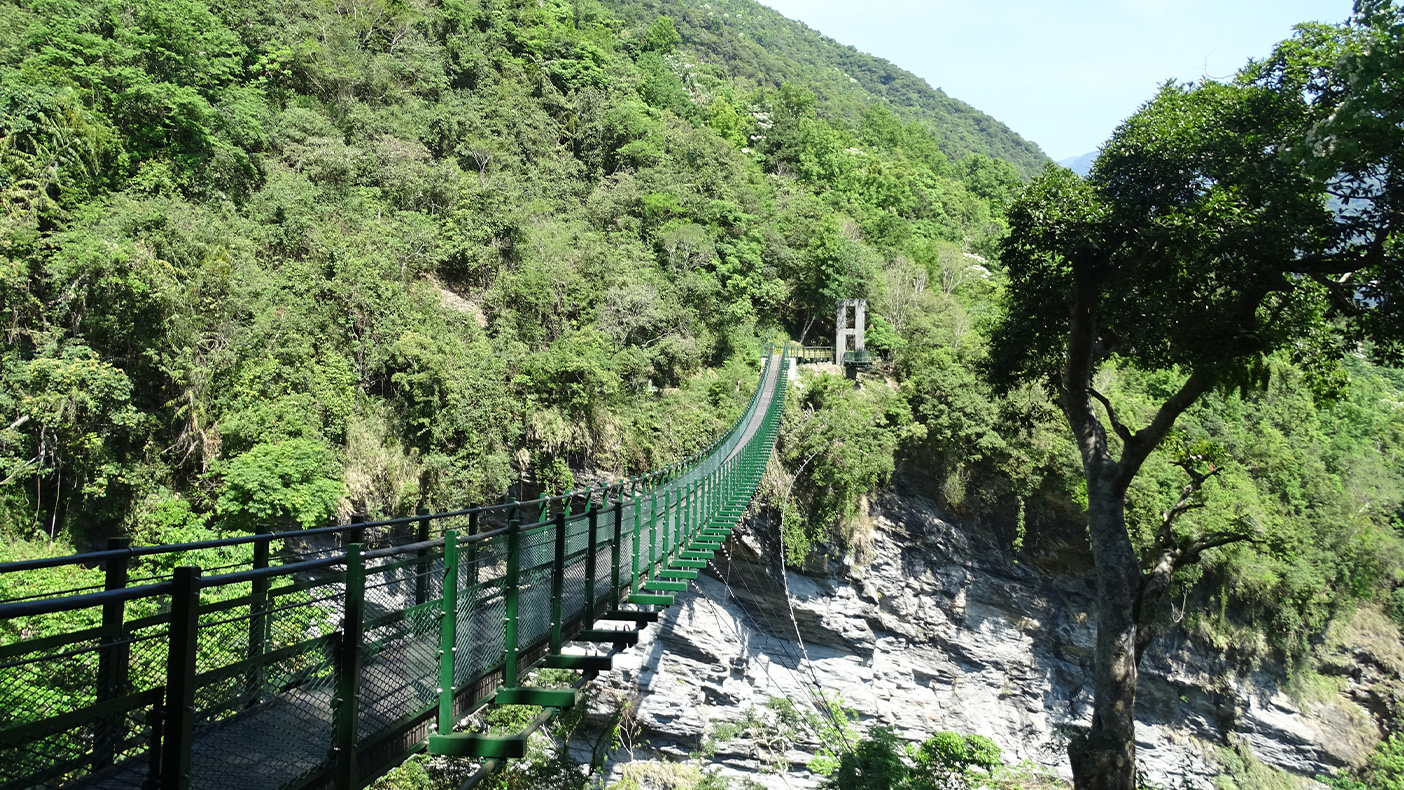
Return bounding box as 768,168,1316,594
609,0,1051,177
0,0,1023,557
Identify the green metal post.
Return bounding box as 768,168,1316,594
246,533,272,708
503,499,522,689
437,530,460,734
675,483,685,550
161,566,200,790
710,467,718,520
585,495,598,624
415,507,431,606
687,479,696,542
631,491,642,593
333,544,366,790
610,489,624,608
673,483,683,551
95,536,130,770
650,492,661,575
550,510,566,652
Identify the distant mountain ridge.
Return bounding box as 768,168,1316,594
608,0,1052,178
1059,150,1098,176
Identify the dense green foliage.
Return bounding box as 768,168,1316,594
0,0,1025,554
1326,734,1404,790
604,0,1050,178
2,0,1403,785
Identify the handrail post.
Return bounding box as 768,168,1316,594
709,467,717,520
333,544,366,790
585,495,599,624
437,530,460,735
611,489,624,608
687,479,697,543
161,566,200,790
95,536,130,770
246,532,273,708
647,492,657,583
550,511,566,653
502,499,522,689
415,507,431,606
655,491,665,576
631,490,642,594
349,513,365,546
675,484,685,552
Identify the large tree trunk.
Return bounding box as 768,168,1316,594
1069,464,1142,789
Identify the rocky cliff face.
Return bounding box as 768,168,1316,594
597,492,1386,788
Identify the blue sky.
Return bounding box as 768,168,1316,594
758,0,1355,161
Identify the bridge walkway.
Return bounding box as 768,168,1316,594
0,349,789,790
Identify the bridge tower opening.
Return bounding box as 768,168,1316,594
835,298,872,372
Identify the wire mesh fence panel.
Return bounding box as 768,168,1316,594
358,547,443,741
187,632,338,790
456,531,508,687
517,564,552,648
359,598,440,741
520,527,552,575
457,587,505,688
0,636,102,789
593,541,612,607
561,555,583,628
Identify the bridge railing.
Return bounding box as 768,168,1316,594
781,341,834,364
0,345,789,790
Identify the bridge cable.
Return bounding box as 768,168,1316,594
698,445,856,757
718,396,858,754
770,445,856,755
709,533,854,757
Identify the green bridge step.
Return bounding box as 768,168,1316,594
575,629,640,645
543,654,613,672
602,610,660,624
627,593,674,606
495,687,578,707
643,580,688,593
429,732,526,759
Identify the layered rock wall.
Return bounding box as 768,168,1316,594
599,493,1379,787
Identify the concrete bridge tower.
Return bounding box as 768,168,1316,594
835,298,866,365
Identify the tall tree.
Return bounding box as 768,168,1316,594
988,4,1403,788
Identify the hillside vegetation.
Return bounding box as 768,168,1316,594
2,0,1404,785
0,0,1022,554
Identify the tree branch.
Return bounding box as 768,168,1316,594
1309,272,1368,317
1280,239,1386,275
1150,462,1222,555
1135,529,1253,663
1117,368,1217,489
1087,387,1134,446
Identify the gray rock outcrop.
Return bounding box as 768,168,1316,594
597,493,1380,788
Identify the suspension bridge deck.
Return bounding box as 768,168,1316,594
0,349,789,790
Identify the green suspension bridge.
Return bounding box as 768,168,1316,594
0,344,828,790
